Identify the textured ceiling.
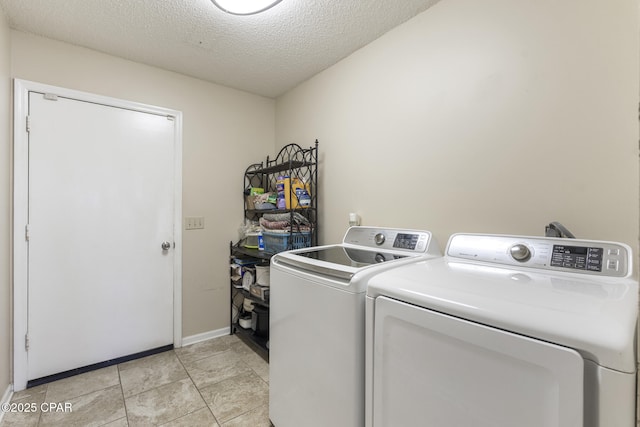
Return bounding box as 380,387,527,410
0,0,441,98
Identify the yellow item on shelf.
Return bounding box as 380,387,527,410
290,179,305,209
276,177,312,209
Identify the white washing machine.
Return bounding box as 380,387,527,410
269,226,441,427
365,233,638,427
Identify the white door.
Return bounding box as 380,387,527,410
372,296,584,427
22,88,178,382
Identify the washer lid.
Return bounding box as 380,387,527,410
273,244,419,282
295,246,409,267
367,257,639,373
271,227,442,284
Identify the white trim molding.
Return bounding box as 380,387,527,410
0,384,13,423
181,327,231,347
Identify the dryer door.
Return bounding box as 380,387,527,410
372,296,584,427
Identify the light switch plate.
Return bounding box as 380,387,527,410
185,217,205,230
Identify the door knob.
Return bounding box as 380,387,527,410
161,241,171,250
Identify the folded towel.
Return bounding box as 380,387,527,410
260,212,312,233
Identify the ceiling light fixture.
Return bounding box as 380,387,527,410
211,0,283,15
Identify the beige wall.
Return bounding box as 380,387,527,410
2,0,638,392
0,10,11,397
276,0,640,258
10,31,276,338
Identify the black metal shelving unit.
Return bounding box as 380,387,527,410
229,140,319,359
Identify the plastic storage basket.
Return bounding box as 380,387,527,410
262,230,311,254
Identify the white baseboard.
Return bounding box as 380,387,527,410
181,327,230,347
0,384,13,423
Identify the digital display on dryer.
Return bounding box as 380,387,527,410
393,233,419,250
551,245,603,272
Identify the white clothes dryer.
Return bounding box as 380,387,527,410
269,226,441,427
365,233,638,427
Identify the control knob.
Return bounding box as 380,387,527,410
510,244,532,262
374,233,385,245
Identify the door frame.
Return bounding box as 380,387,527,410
12,79,183,391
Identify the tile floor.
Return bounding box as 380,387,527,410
0,334,271,426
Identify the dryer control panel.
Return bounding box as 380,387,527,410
447,234,631,278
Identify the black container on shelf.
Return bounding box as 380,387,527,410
251,305,269,337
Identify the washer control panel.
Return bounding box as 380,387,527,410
343,226,438,255
447,233,631,277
